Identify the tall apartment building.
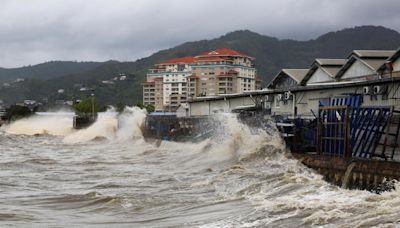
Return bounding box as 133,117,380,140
143,56,194,111
188,48,259,99
143,48,261,112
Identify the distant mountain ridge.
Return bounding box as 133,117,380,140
0,25,399,106
0,61,102,83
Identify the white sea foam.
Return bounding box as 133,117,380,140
3,109,400,227
3,107,148,144
3,112,74,136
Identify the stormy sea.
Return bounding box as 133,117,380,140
1,107,400,227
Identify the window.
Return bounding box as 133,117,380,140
177,64,185,71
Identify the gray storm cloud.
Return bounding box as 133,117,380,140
0,0,399,68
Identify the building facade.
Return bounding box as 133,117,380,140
143,48,261,112
188,48,400,118
143,57,194,111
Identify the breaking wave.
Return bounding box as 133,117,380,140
1,107,147,144
3,108,400,227
3,112,74,136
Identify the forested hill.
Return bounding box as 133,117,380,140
0,61,102,83
1,25,400,105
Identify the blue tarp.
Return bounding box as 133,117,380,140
319,95,363,108
330,95,363,107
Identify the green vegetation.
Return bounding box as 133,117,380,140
115,103,126,113
5,105,35,121
135,102,155,113
72,96,103,114
0,26,399,106
0,61,101,83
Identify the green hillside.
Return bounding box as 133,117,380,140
0,25,399,106
0,61,102,83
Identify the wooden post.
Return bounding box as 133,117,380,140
344,106,351,159
317,115,322,155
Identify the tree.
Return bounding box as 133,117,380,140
146,104,155,113
73,96,101,114
136,102,155,113
5,105,34,121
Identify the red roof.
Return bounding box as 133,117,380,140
142,81,155,85
196,48,254,59
194,56,225,61
158,56,194,65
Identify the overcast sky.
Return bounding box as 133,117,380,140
0,0,399,68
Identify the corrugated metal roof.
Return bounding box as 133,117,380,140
300,59,346,85
315,58,347,66
353,50,396,58
385,48,400,62
189,77,400,103
360,59,388,71
377,48,400,72
322,66,342,77
335,50,396,79
281,69,309,82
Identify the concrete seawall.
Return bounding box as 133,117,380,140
292,153,400,191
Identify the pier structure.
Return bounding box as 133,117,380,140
185,48,400,191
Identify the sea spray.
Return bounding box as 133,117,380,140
63,113,118,143
115,106,147,143
3,107,148,145
3,112,74,136
63,107,147,144
3,110,400,227
204,113,285,162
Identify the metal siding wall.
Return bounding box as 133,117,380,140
393,60,400,72
341,60,374,79
271,100,293,116
209,100,229,113
190,102,210,116
295,87,359,117
307,68,333,84
297,91,320,117
229,97,254,109
189,82,400,117
243,97,255,106
361,83,400,107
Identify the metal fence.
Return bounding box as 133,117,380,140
318,106,391,159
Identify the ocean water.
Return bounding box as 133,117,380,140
1,107,400,227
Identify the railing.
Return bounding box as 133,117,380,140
317,106,391,159
318,106,350,158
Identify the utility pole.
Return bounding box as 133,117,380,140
91,90,95,119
